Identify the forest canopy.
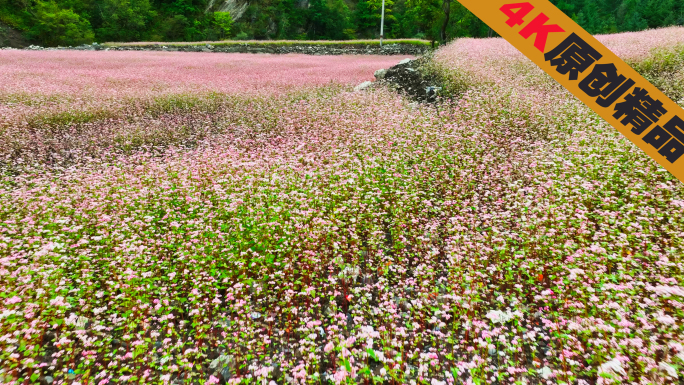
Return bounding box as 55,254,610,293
1,0,682,46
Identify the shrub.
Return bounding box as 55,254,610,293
235,31,250,40
27,1,94,46
212,11,233,40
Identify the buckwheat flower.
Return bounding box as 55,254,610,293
657,314,676,325
49,296,67,307
598,358,626,376
333,368,348,384
659,362,678,379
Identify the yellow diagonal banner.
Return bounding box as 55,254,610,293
457,0,684,182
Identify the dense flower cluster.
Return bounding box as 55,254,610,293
0,50,405,163
1,29,684,385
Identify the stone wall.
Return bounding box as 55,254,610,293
9,42,430,56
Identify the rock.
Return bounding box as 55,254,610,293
379,57,445,103
209,354,234,370
75,315,88,330
209,354,235,380
0,22,28,48
425,86,442,99
354,81,372,91
374,68,387,80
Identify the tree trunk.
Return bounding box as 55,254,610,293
441,0,451,43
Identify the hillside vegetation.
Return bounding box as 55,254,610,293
0,0,683,47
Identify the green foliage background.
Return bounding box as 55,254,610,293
0,0,682,46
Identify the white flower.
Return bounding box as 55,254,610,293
657,314,676,325
539,367,552,379
659,362,678,379
486,310,513,324
598,358,626,377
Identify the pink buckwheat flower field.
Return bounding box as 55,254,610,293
1,28,684,385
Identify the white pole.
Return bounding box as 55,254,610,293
380,0,385,47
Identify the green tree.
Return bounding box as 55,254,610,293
551,0,576,15
620,0,649,31
643,0,674,28
273,0,305,39
624,9,649,31
443,2,490,39
212,11,231,39
306,0,351,39
326,0,352,38
160,14,187,40
27,1,94,45
92,0,155,41
404,0,440,42
355,0,395,38
575,1,605,34
6,0,682,46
